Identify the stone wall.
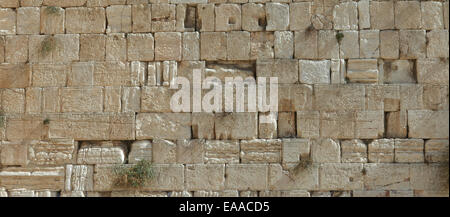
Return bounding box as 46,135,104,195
0,0,449,197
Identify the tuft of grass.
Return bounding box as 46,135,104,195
336,32,345,43
40,36,56,57
43,118,50,125
112,160,155,188
0,110,5,128
45,6,59,15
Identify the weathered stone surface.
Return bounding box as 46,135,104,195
410,164,449,191
152,139,176,163
43,0,86,7
127,33,154,61
427,30,449,58
192,113,215,139
40,6,64,34
358,0,370,29
311,138,340,163
186,164,225,191
266,3,289,31
241,139,281,163
318,30,339,59
0,167,64,190
394,139,424,163
380,30,399,59
242,3,265,32
341,139,367,163
423,85,449,111
106,33,127,61
151,3,176,32
346,59,378,83
28,139,76,166
66,7,105,33
400,85,424,110
204,140,239,164
383,60,415,84
131,4,151,33
216,4,241,31
386,111,407,138
80,34,106,61
282,139,310,164
77,142,126,164
201,32,227,60
141,87,175,112
66,164,94,191
226,164,268,190
320,111,354,139
366,85,400,111
17,7,40,35
370,1,394,30
277,112,295,138
333,2,358,30
182,32,200,60
176,139,204,164
136,113,191,140
425,140,449,163
0,141,28,166
227,31,250,60
408,110,449,139
259,112,277,139
257,59,298,84
368,139,395,163
0,0,20,7
32,63,69,87
395,1,421,29
106,5,131,33
294,30,317,59
278,84,313,111
399,30,426,59
0,8,16,35
290,2,311,30
416,59,449,84
197,3,214,31
320,163,363,190
268,163,319,190
1,88,25,114
422,2,444,30
155,32,181,61
274,31,293,59
215,113,257,140
61,87,103,113
296,111,319,138
339,31,359,59
314,85,365,111
250,32,274,59
128,140,152,163
5,35,28,63
299,60,330,84
364,163,411,190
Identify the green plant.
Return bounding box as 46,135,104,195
112,160,155,188
45,6,59,15
43,118,50,125
0,110,5,128
40,36,56,56
336,32,344,43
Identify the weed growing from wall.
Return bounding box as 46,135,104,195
112,160,155,188
45,6,59,15
40,36,56,57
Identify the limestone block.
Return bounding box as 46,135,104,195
225,164,268,190
1,88,25,114
364,163,411,190
318,30,339,59
355,110,384,139
80,34,106,61
265,3,289,31
386,111,407,138
197,3,215,32
274,31,293,58
0,167,65,190
104,86,121,112
28,139,76,166
250,32,274,59
268,163,319,190
380,30,399,59
242,3,266,32
204,140,239,164
61,87,103,113
151,139,176,164
200,32,227,60
131,4,151,32
141,86,174,112
241,139,281,163
427,30,449,58
127,33,154,61
17,7,40,34
400,84,424,110
259,112,277,139
290,2,311,31
106,5,131,33
408,110,449,139
25,87,42,114
421,1,444,30
21,0,44,7
43,0,86,7
416,59,449,84
128,140,152,163
311,139,340,163
0,8,16,35
333,2,358,30
0,0,19,7
182,32,200,60
29,34,80,63
394,139,424,163
215,113,257,140
175,4,195,32
0,141,28,166
320,163,363,190
176,139,204,164
191,113,214,139
136,113,191,140
155,32,181,61
32,63,68,88
395,1,421,29
425,140,449,163
227,31,250,60
40,6,64,34
42,87,60,113
66,7,105,33
278,84,313,111
106,33,127,61
368,139,395,163
67,165,94,191
346,59,378,83
204,61,253,82
152,3,176,32
92,61,131,86
299,60,330,84
297,111,319,138
194,190,238,197
277,112,295,138
414,190,450,197
216,4,241,31
360,30,379,58
48,113,135,140
358,0,370,29
0,36,4,62
339,30,359,59
94,164,184,191
423,85,449,111
410,164,449,191
186,164,225,190
282,138,310,164
257,59,298,84
341,139,367,163
319,111,353,139
314,85,365,111
9,189,35,197
445,1,449,29
5,35,28,63
294,30,317,59
399,30,426,59
370,1,394,30
383,60,415,84
77,142,126,164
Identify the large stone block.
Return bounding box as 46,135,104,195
290,2,311,31
399,30,426,59
314,85,365,111
204,140,239,164
386,111,407,138
40,6,64,34
395,1,421,29
227,31,250,60
311,138,340,163
277,112,295,138
426,30,449,58
339,31,359,59
266,3,289,31
257,59,298,84
1,88,25,114
77,142,126,164
0,167,65,190
410,164,449,191
394,139,424,163
341,139,367,163
5,35,28,63
141,86,175,112
250,32,274,59
215,113,257,140
421,1,444,30
423,85,449,111
282,138,310,164
182,32,200,60
299,60,330,84
268,163,318,190
152,139,176,163
274,31,293,59
416,59,449,85
151,3,176,32
365,85,400,111
296,111,319,138
197,3,215,32
368,139,395,163
0,141,28,166
215,4,241,31
360,30,379,58
240,139,281,163
318,30,339,59
80,34,106,61
28,139,76,166
65,7,105,33
242,3,265,32
127,33,154,61
425,140,449,163
346,59,378,83
106,5,131,33
333,2,358,30
380,30,399,59
17,7,40,34
278,84,313,111
364,163,411,190
155,32,181,61
408,110,449,139
136,113,191,140
176,139,204,164
319,163,363,190
186,164,225,191
66,165,94,192
294,30,317,59
106,33,127,61
370,1,394,30
43,0,86,7
225,164,268,190
0,8,16,35
61,87,103,113
131,4,151,33
201,32,227,60
128,140,152,163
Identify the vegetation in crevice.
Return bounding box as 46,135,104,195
40,36,56,57
45,6,59,15
336,32,345,43
112,160,155,188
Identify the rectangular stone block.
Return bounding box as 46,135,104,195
269,163,318,191
358,0,370,29
341,139,367,163
0,167,65,190
227,31,250,60
294,30,317,59
251,32,274,59
136,113,191,140
257,59,298,84
225,164,268,190
186,164,225,191
368,139,394,163
0,8,16,35
355,110,384,139
106,5,131,33
278,84,313,111
395,1,421,29
152,3,176,32
25,87,42,114
422,1,445,29
360,30,379,58
1,88,25,114
382,60,415,84
66,165,94,191
182,32,200,60
380,30,399,59
408,110,449,139
364,163,411,190
176,139,204,164
141,86,175,112
216,3,242,31
333,2,358,30
346,59,378,83
242,3,265,32
277,112,295,138
319,163,363,190
427,30,449,58
215,113,257,140
290,2,311,31
43,0,86,7
320,111,355,139
299,60,330,84
40,6,64,34
61,87,103,113
311,138,340,163
5,35,28,63
394,139,424,163
5,114,45,140
282,138,310,164
274,31,293,59
296,111,319,138
201,32,227,60
318,30,339,59
370,1,394,30
131,4,151,32
423,85,449,111
410,164,449,191
204,140,239,164
65,7,105,33
416,59,449,85
127,33,154,61
80,34,106,61
240,139,281,163
339,31,359,59
314,85,365,111
0,141,28,166
266,3,288,31
386,111,407,138
399,30,426,59
17,7,40,34
197,3,215,31
259,112,277,139
425,140,449,163
28,139,76,166
106,33,126,61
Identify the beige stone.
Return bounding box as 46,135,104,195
17,7,40,34
410,164,449,191
103,86,121,112
136,113,191,140
106,5,131,33
290,2,311,31
364,163,411,190
0,8,16,35
186,164,225,191
241,139,281,163
274,31,293,59
65,7,105,33
421,1,444,30
296,111,319,138
1,88,25,114
370,1,394,30
383,60,415,84
299,60,330,84
152,3,176,32
80,34,106,61
21,0,44,7
259,112,277,139
128,140,152,163
278,84,313,112
5,35,28,63
152,139,176,163
294,30,317,59
318,30,339,59
311,138,340,163
1,0,20,7
368,139,395,163
0,167,64,190
176,139,204,164
341,139,367,163
40,6,64,34
216,4,241,31
320,111,354,139
399,30,426,59
106,33,127,61
266,3,289,31
197,3,215,32
358,0,370,29
423,85,449,111
204,140,239,164
395,1,421,29
386,111,407,138
192,113,214,139
29,34,80,63
380,30,399,59
425,140,449,163
127,33,154,61
201,32,227,60
0,141,28,166
67,165,94,191
400,84,424,110
215,113,257,140
257,59,298,84
227,31,250,60
242,3,266,32
339,30,359,59
43,0,86,7
333,2,358,30
28,139,76,166
225,164,268,190
250,32,274,59
277,112,295,138
77,142,126,164
182,32,200,60
394,139,424,163
282,138,310,164
408,110,449,139
61,87,103,113
346,59,378,83
42,87,60,113
141,86,175,112
25,87,42,114
427,30,449,58
268,163,319,190
320,163,363,190
155,32,181,61
416,59,449,84
131,4,151,32
314,85,365,111
365,84,400,111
